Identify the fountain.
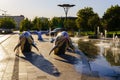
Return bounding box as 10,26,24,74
100,32,104,39
96,26,100,38
94,36,120,77
73,36,120,79
113,33,115,40
104,30,107,39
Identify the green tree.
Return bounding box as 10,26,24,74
32,17,50,30
102,5,120,31
76,17,84,31
76,7,100,33
20,18,33,31
0,17,16,29
40,18,50,30
64,19,77,31
88,13,100,34
32,17,42,30
50,17,63,29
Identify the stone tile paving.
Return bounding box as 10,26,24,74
0,34,103,80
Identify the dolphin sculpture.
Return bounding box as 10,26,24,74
14,31,39,53
49,31,75,55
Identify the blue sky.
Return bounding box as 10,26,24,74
0,0,120,20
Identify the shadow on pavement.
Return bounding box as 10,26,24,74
54,54,78,64
19,52,60,77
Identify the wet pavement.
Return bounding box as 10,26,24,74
0,34,119,80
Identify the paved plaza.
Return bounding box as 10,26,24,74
0,34,119,80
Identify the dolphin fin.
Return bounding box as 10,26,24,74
14,43,21,52
49,45,58,55
32,43,39,51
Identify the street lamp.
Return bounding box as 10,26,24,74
58,4,75,21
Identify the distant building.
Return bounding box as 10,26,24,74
0,15,25,29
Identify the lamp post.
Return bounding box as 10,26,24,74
58,4,75,21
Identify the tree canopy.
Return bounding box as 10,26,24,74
76,7,100,33
0,17,16,29
20,18,33,31
102,5,120,31
20,17,50,31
